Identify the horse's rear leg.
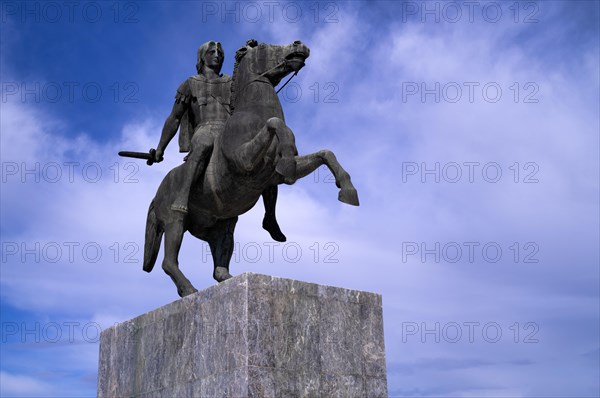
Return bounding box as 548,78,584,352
206,217,238,282
294,150,359,206
162,220,197,297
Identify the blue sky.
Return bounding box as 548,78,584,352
1,1,599,396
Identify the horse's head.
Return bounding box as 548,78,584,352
234,39,310,87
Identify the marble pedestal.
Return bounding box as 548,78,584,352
97,273,387,397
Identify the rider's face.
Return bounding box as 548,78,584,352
203,42,224,70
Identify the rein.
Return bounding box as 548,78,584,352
258,59,300,94
276,71,298,94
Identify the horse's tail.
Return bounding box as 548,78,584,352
143,200,163,273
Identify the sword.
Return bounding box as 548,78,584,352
118,148,157,166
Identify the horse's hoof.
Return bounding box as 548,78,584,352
178,286,198,298
263,216,287,242
338,188,360,206
214,267,233,282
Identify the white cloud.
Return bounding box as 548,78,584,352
0,371,57,397
1,2,598,396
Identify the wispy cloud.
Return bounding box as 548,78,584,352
1,1,598,397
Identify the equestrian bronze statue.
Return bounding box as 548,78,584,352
133,39,359,297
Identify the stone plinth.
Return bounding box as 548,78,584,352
97,273,387,397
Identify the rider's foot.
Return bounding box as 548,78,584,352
213,267,232,282
170,204,188,214
263,215,287,242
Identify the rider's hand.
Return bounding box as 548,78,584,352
154,148,164,163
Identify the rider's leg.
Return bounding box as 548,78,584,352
171,131,214,213
262,185,286,242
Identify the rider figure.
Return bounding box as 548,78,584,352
153,41,286,242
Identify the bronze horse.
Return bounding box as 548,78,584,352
143,40,359,297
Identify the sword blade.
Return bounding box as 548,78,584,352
118,151,152,160
118,149,156,165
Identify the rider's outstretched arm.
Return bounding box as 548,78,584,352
155,101,187,162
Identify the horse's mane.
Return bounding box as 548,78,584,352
230,39,258,112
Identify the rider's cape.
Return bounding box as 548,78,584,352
175,74,232,152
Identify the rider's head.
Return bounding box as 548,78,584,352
196,41,224,75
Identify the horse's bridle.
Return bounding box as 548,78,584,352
235,54,303,104
258,59,300,94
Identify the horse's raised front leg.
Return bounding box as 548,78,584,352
235,119,276,173
235,117,297,179
205,217,238,282
162,219,198,297
269,118,298,180
294,150,359,206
